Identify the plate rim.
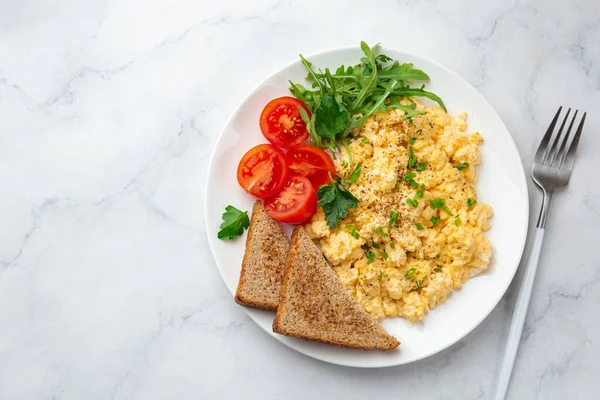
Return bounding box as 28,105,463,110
205,45,529,368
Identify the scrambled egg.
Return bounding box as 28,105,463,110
306,102,493,322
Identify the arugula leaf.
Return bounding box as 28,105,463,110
391,103,427,120
289,40,446,151
299,107,320,147
217,206,250,240
378,63,430,81
316,176,359,228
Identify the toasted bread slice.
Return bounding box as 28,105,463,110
273,226,399,350
235,200,291,310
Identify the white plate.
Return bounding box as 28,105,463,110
205,46,528,368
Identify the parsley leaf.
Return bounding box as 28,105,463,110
217,206,250,240
390,243,396,249
344,162,362,184
315,94,350,149
467,198,477,207
408,137,416,145
453,162,470,170
316,176,359,228
365,251,375,264
416,163,427,172
350,230,360,239
415,223,424,230
371,241,380,249
405,268,416,279
431,216,441,227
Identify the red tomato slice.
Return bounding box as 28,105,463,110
264,174,317,224
286,145,336,188
237,144,288,199
260,96,311,149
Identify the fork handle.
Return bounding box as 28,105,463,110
494,227,546,400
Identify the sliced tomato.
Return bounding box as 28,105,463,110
264,174,317,224
286,145,336,188
260,96,311,149
237,144,288,199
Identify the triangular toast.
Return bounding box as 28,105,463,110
235,200,290,310
273,226,399,350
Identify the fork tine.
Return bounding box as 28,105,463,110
561,112,586,172
534,106,562,164
546,108,572,165
554,110,578,166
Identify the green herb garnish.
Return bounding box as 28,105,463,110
379,251,389,260
467,198,477,207
455,216,461,226
344,162,362,184
362,137,369,144
217,206,250,240
431,216,441,227
408,137,416,145
415,275,428,289
316,174,359,228
415,223,424,230
453,162,470,170
416,163,427,172
406,198,418,207
376,226,388,237
389,211,399,227
350,230,360,239
434,267,442,273
429,198,453,215
405,268,416,279
416,129,423,134
407,147,417,168
379,271,384,281
404,171,417,182
365,251,375,264
371,241,380,249
390,243,396,249
290,42,445,153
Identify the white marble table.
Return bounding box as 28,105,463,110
1,0,598,399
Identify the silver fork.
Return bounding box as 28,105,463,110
494,107,587,400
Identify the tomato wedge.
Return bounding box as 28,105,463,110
286,145,336,188
264,174,317,224
260,96,311,149
237,144,288,199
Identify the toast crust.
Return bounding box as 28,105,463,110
235,201,290,310
273,226,399,351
